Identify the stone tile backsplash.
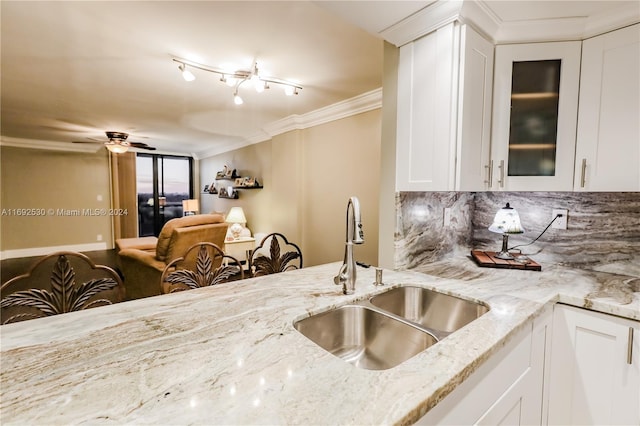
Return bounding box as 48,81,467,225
395,192,640,271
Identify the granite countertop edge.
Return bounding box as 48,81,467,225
0,259,638,425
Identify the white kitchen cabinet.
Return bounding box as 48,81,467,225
547,304,640,425
574,23,640,191
396,22,493,191
490,41,581,191
455,25,495,191
417,306,551,425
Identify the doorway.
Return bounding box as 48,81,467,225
136,154,193,237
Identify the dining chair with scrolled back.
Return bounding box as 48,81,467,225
0,251,125,324
248,232,303,277
160,242,244,294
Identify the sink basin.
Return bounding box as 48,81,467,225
369,286,489,337
294,305,438,370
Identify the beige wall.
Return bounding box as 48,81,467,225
199,140,274,236
0,147,113,254
199,109,381,267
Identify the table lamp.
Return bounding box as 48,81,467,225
226,207,247,240
182,199,199,216
489,203,524,260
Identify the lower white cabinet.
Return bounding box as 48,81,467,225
417,306,552,425
547,304,640,425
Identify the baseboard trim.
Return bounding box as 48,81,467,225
0,242,109,260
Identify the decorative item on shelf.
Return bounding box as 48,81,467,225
234,177,262,188
216,165,239,180
488,203,524,260
218,187,238,199
182,199,199,216
208,182,218,194
225,207,250,241
203,184,209,193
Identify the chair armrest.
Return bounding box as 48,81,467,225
115,236,158,252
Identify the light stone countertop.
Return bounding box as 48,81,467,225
1,259,639,425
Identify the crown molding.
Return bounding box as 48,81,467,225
197,87,382,159
381,0,466,46
0,136,102,153
378,0,639,46
493,4,640,44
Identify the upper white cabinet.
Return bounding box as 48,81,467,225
490,41,581,191
396,23,493,191
574,23,640,191
547,304,639,425
455,26,495,191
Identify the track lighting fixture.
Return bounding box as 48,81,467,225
172,57,301,105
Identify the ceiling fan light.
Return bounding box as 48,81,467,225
105,143,129,154
233,94,243,105
178,63,195,82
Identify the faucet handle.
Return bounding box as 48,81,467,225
333,263,347,285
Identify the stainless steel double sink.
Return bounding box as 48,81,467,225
294,286,489,370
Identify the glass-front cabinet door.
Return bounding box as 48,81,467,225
491,41,581,190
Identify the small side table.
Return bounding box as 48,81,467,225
223,237,255,264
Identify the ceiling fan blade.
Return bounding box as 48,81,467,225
130,142,156,150
72,140,102,144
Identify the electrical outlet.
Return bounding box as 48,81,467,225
97,234,103,241
443,208,452,227
552,209,568,230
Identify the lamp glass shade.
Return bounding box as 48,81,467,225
488,203,524,234
225,207,247,224
182,199,199,215
105,143,128,154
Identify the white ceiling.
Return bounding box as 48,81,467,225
0,1,384,157
2,1,638,157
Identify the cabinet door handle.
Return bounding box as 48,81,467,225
484,160,493,188
628,327,634,365
497,160,505,188
580,158,587,188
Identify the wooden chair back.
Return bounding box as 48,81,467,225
1,251,125,324
248,233,303,277
160,242,244,294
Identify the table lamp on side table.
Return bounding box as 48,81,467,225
226,207,250,240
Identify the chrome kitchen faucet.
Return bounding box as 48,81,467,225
334,196,364,294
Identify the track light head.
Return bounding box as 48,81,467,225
233,90,243,105
178,63,195,82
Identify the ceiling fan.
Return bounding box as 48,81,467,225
73,131,156,153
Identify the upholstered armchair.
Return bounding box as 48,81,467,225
116,214,228,300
